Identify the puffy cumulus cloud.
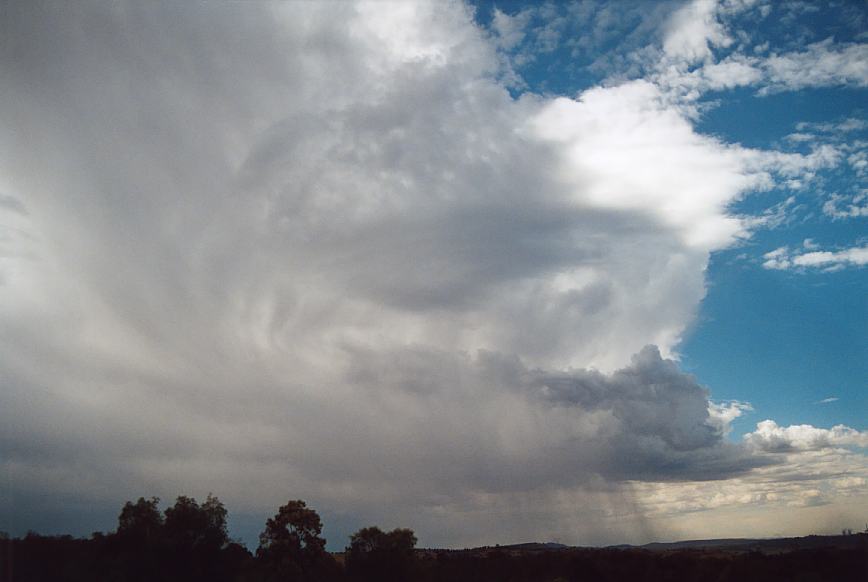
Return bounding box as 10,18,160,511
532,80,751,250
0,0,862,546
745,420,868,452
627,434,868,538
707,400,753,435
629,450,868,537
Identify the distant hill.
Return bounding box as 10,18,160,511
416,541,569,556
611,532,867,554
495,542,569,551
432,532,868,555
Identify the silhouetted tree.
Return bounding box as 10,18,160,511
159,494,233,581
111,497,166,581
257,499,338,581
164,494,228,548
117,497,163,542
346,526,418,582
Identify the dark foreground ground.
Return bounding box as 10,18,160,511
2,532,865,582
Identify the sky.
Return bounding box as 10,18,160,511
0,0,866,550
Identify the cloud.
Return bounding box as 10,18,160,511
491,8,534,51
484,1,680,92
621,438,868,539
662,0,732,64
493,1,868,108
817,397,839,404
823,192,868,219
694,56,763,89
745,420,868,452
656,40,868,98
651,2,868,99
792,247,868,269
797,118,868,134
759,39,868,93
762,244,868,271
707,400,753,435
740,195,799,230
0,0,865,547
633,446,868,515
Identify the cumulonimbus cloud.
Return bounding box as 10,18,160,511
0,0,864,546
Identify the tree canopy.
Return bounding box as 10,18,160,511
117,496,163,542
164,494,228,548
346,525,418,582
256,499,337,581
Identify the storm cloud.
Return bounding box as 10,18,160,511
1,0,863,546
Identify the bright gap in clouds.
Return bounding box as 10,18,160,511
1,0,866,548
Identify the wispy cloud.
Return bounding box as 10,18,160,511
823,192,868,219
763,244,868,272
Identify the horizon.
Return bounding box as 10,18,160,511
1,0,866,552
5,490,866,552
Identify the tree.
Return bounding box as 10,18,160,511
117,497,163,541
164,494,228,548
346,526,418,582
158,494,232,581
257,499,336,581
114,497,166,581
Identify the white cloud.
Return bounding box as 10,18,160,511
740,195,799,230
697,56,763,89
654,5,868,98
663,0,732,64
745,420,868,452
762,243,868,271
491,8,533,50
627,442,868,538
794,247,868,268
823,192,868,219
707,400,753,435
785,132,815,143
849,151,868,176
761,246,790,270
760,39,868,93
797,118,868,134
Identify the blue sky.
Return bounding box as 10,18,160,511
687,85,867,435
1,0,866,549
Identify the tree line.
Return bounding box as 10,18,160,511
1,495,865,582
1,495,417,582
